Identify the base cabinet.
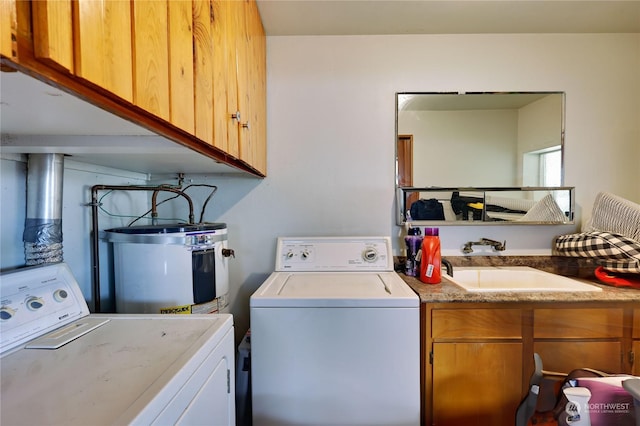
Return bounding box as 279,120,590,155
423,302,638,426
432,342,522,426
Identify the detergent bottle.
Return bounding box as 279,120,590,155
404,227,423,276
419,227,441,284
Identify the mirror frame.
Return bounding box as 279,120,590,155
396,91,570,226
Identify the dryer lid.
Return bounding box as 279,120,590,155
250,271,419,308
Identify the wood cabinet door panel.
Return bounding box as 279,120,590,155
167,0,195,133
534,341,622,373
211,0,231,154
74,0,133,102
433,342,523,426
247,0,266,173
432,309,522,339
634,341,640,375
534,308,624,338
634,309,640,339
32,0,73,71
1,0,16,59
193,0,214,145
133,0,170,121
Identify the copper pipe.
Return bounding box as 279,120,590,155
89,184,194,313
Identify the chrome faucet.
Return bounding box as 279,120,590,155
462,238,506,254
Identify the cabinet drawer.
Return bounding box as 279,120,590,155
534,341,622,373
634,309,640,339
534,308,623,338
432,309,521,339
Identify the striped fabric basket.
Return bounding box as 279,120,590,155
554,192,640,274
584,191,640,242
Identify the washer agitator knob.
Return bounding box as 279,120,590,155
0,306,16,321
53,289,69,302
25,296,45,311
362,248,378,262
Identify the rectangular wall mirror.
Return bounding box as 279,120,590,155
396,92,574,225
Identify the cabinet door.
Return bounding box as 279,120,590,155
245,0,266,174
193,0,214,145
1,0,16,60
31,0,73,71
211,0,235,156
432,342,523,426
74,0,133,102
534,308,624,373
132,0,170,121
236,0,266,173
167,0,195,134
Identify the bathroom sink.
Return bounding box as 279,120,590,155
446,266,602,293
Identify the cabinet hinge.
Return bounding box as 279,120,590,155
429,351,434,365
227,369,231,394
630,351,635,366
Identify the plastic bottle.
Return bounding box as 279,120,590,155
419,227,441,284
404,227,423,276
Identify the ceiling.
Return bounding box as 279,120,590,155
398,92,554,111
1,0,638,174
255,0,640,36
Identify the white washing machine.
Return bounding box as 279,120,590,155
250,237,420,426
0,263,235,426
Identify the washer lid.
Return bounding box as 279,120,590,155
250,272,419,308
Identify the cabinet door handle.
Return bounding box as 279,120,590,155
242,122,250,129
231,111,241,122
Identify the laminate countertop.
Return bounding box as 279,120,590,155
398,256,640,303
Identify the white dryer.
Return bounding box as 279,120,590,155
250,237,420,426
1,263,235,426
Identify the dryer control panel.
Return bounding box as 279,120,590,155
0,263,89,355
275,237,393,272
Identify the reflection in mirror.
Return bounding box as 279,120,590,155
396,92,565,188
395,92,569,226
398,187,574,225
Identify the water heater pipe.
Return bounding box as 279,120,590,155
89,184,195,312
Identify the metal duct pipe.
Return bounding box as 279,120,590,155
23,154,64,265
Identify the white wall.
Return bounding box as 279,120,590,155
0,155,149,310
217,33,638,337
400,109,518,186
1,33,639,340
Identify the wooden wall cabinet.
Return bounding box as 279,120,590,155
1,0,266,176
423,302,638,426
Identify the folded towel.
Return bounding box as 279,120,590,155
554,231,640,274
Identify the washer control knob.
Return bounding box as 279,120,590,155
362,248,378,262
0,306,16,321
286,250,294,259
53,289,69,303
25,296,45,311
301,250,310,260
